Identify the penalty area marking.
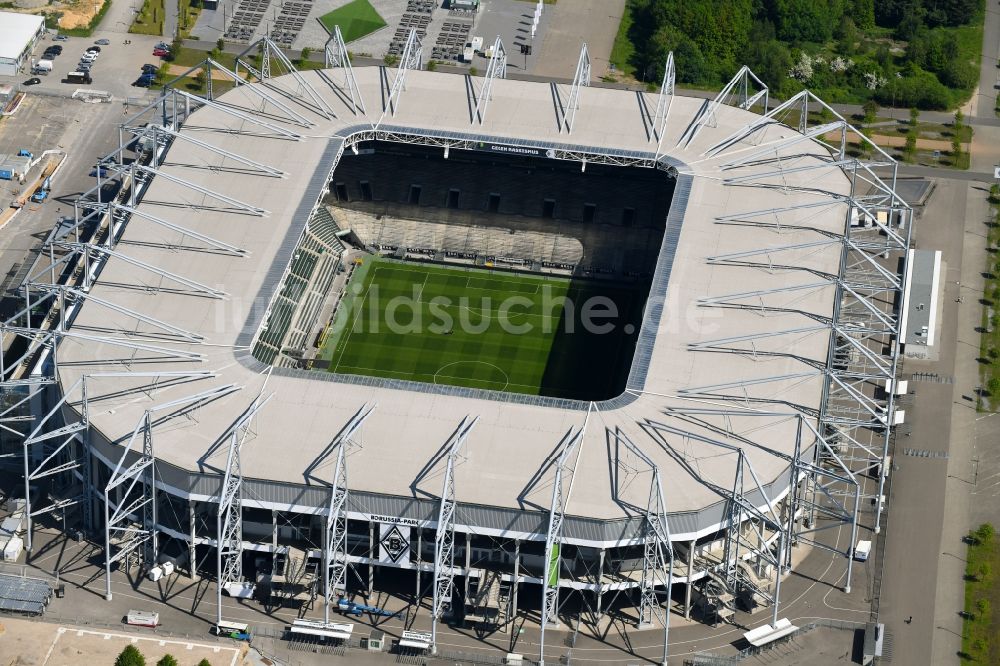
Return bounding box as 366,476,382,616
433,361,510,392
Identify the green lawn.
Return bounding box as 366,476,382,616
316,258,644,400
962,524,1000,661
130,0,164,36
608,0,636,78
318,0,386,43
979,188,1000,410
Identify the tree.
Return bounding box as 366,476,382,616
300,46,312,61
976,523,995,543
862,99,879,124
771,0,840,44
851,0,876,30
115,646,146,666
951,132,962,158
909,106,919,126
904,130,917,161
954,108,964,130
216,37,225,52
156,656,178,666
196,660,212,666
977,597,991,616
194,68,208,90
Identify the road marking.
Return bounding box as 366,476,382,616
41,627,61,665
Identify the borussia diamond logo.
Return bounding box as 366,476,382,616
380,525,409,563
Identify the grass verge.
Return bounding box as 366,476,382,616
962,524,1000,661
608,0,635,79
979,188,1000,410
130,0,164,36
318,0,386,43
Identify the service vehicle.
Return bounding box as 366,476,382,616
854,539,872,562
66,71,92,84
125,610,159,627
210,621,250,640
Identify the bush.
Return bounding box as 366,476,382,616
977,597,990,613
990,184,1000,204
156,656,178,666
115,646,146,666
383,53,398,66
196,660,212,666
974,523,996,545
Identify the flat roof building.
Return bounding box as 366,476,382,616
0,12,45,77
901,249,942,358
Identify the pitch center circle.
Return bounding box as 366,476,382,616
434,361,510,392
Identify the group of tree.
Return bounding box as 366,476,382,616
115,645,212,666
622,0,985,109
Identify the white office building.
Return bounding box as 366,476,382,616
0,12,45,76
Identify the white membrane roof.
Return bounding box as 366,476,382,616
56,66,853,523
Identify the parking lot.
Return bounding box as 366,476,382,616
0,29,166,103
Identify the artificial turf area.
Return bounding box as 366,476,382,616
315,258,645,400
318,0,387,42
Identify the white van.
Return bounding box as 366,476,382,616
854,539,872,562
33,59,53,74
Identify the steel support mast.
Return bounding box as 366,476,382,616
431,415,479,653
323,403,376,624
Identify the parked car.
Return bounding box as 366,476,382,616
133,76,153,88
44,45,62,55
81,52,98,62
23,77,41,86
77,63,92,72
89,166,110,177
155,42,170,49
95,38,110,45
54,34,69,41
141,64,159,74
86,45,101,53
153,48,170,57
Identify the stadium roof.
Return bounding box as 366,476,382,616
56,66,855,536
0,12,43,63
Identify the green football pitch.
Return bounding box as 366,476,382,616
315,258,646,400
318,0,386,43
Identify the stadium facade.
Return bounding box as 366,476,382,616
0,32,911,662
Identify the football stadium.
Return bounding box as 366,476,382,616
0,32,911,662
